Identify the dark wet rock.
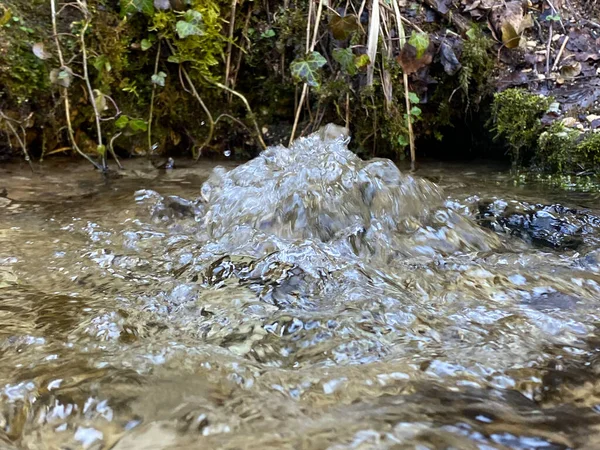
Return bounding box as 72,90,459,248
135,189,201,221
475,200,599,250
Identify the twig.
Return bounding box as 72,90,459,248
166,40,214,160
0,111,34,171
215,113,253,136
345,92,350,129
79,17,106,170
210,80,267,149
545,0,566,33
545,21,553,75
232,6,252,90
224,0,237,102
289,0,324,145
148,41,161,155
551,35,569,72
49,0,102,170
108,132,123,169
366,0,380,86
392,0,416,169
289,84,308,146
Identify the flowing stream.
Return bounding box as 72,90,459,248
2,131,600,449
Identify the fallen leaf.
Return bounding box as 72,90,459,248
560,61,581,78
561,117,577,127
396,42,434,75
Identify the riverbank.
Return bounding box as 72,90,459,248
0,0,598,171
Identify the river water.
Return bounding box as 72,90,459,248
1,132,600,449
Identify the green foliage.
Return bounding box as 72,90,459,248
460,26,494,106
537,124,600,173
332,48,356,76
151,71,167,86
176,10,205,39
120,0,154,17
491,88,553,162
290,51,327,87
408,32,429,59
115,114,148,132
152,0,225,81
537,122,578,172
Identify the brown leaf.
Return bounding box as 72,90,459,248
329,14,359,41
396,42,434,75
490,1,530,49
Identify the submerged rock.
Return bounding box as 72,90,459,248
476,200,597,250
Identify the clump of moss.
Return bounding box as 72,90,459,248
536,124,600,174
576,132,600,169
460,26,494,107
490,88,553,164
537,122,578,172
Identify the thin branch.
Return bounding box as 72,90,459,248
290,0,324,145
166,40,215,161
0,111,34,171
224,0,237,93
210,80,267,149
79,18,106,170
108,132,123,169
392,0,416,169
551,35,569,72
50,0,102,170
148,41,161,154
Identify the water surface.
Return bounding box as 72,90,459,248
1,136,600,449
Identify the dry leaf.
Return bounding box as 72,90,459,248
560,61,581,78
396,42,434,75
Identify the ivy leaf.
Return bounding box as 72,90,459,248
408,92,419,104
177,20,204,39
408,31,429,59
97,144,106,156
120,0,154,16
92,55,111,73
260,28,275,38
141,39,152,51
176,10,204,39
290,51,327,87
151,71,167,87
115,115,130,129
129,118,148,132
354,54,370,70
332,48,356,75
329,14,359,40
183,10,203,23
397,135,409,147
410,106,422,117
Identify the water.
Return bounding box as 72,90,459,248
1,131,600,449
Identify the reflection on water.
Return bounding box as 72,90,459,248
1,134,600,449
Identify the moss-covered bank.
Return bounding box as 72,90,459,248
0,0,598,172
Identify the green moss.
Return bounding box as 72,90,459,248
535,123,600,174
460,26,494,107
576,132,600,169
490,88,553,164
